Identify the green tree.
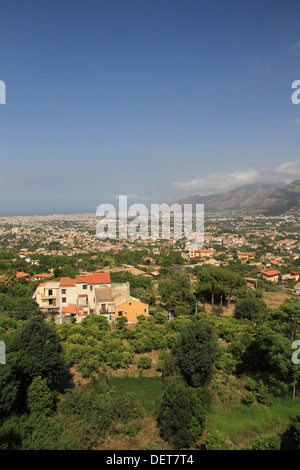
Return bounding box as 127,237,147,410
0,361,21,419
157,382,207,449
285,415,300,450
173,321,218,387
27,376,53,415
277,299,300,341
11,316,68,391
240,325,300,398
234,297,268,323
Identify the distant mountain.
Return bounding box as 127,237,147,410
175,180,300,214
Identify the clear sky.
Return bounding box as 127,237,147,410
1,0,300,215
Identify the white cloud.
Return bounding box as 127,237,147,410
171,159,300,195
171,170,259,195
274,160,300,176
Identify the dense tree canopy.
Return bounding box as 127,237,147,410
172,321,219,388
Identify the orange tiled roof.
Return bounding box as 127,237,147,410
62,304,77,314
16,272,30,278
60,277,76,287
258,269,281,276
75,273,111,284
33,273,53,279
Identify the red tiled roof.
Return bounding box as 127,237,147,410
60,277,76,287
34,273,53,279
62,304,77,314
238,252,255,256
258,269,281,276
75,273,111,284
16,272,30,278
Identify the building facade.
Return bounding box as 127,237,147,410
33,272,149,323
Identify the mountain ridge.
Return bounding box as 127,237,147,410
175,180,300,214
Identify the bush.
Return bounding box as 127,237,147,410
242,391,256,407
202,430,226,450
115,316,127,329
137,356,152,369
234,298,268,321
251,432,281,450
158,383,207,449
77,358,100,378
153,312,166,324
111,396,143,423
27,376,53,416
256,380,273,405
285,415,300,450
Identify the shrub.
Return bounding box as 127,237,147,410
153,312,166,324
158,383,207,449
256,380,272,405
242,391,256,407
202,430,226,450
251,432,281,450
27,376,53,416
285,415,300,450
137,356,152,369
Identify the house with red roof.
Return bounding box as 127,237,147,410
257,268,281,283
293,282,300,295
33,272,148,324
16,272,30,280
32,273,54,281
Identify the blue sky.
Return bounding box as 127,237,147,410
1,0,300,215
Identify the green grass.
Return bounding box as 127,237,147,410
109,376,164,415
108,376,300,448
206,395,300,447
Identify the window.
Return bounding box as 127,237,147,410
48,289,53,296
118,311,123,317
82,284,87,290
62,297,66,303
90,285,93,291
62,289,66,295
129,302,131,306
48,299,53,305
144,309,147,313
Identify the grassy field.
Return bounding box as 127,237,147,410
99,376,167,450
206,395,300,448
108,376,300,449
109,376,164,415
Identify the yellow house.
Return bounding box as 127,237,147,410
114,296,149,323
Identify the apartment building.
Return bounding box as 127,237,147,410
182,246,215,261
237,252,255,262
257,268,281,283
33,272,149,323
